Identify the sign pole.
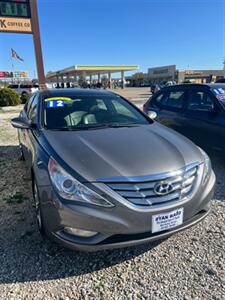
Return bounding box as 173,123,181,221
30,0,46,90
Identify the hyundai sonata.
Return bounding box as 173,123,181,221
11,89,215,251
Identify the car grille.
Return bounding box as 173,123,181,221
100,163,199,207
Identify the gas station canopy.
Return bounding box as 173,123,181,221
46,65,139,78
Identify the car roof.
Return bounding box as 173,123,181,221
206,83,225,88
170,83,210,88
39,88,115,97
158,83,225,91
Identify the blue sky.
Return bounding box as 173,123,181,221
0,0,225,79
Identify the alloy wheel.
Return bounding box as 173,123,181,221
33,181,44,234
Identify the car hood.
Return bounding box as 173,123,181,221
42,123,203,182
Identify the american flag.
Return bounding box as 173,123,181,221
11,49,24,62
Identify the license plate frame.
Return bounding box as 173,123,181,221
152,208,184,233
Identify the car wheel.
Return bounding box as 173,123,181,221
33,179,45,236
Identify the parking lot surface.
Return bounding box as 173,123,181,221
113,87,151,110
0,90,225,299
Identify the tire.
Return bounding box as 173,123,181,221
32,179,45,236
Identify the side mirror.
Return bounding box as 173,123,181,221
11,117,34,129
147,111,157,120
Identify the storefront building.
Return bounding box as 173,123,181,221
132,65,225,85
148,65,177,83
177,69,225,83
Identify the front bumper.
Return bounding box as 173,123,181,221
39,171,215,251
51,207,210,251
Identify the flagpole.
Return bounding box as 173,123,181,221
11,53,14,84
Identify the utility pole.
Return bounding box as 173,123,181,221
30,0,46,89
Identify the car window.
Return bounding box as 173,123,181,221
43,95,150,130
20,84,32,88
26,94,35,113
211,86,225,109
96,99,107,110
154,92,165,103
187,90,214,112
155,90,185,109
111,99,137,119
8,84,18,88
28,94,39,122
164,91,185,108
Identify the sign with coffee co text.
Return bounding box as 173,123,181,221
0,16,31,32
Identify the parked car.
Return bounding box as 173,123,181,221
215,78,225,83
8,83,39,95
143,84,225,152
150,84,160,94
159,81,176,88
11,89,215,251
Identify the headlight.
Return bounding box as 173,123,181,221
198,148,211,184
48,158,114,207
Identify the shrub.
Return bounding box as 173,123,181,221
0,88,21,107
21,91,30,104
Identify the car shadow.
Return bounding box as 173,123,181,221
0,145,162,284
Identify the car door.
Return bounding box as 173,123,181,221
18,94,35,158
183,87,225,151
22,93,39,165
149,88,188,134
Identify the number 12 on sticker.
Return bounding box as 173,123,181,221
46,100,64,108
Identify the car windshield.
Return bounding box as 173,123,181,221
211,86,225,109
43,94,150,130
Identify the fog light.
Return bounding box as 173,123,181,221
64,227,97,237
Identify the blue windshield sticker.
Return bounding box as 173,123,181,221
46,100,65,108
218,88,225,94
213,89,225,102
214,88,225,94
218,95,225,101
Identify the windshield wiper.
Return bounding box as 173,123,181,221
105,123,142,128
82,123,142,129
48,123,142,131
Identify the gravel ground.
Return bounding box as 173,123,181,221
0,104,225,300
